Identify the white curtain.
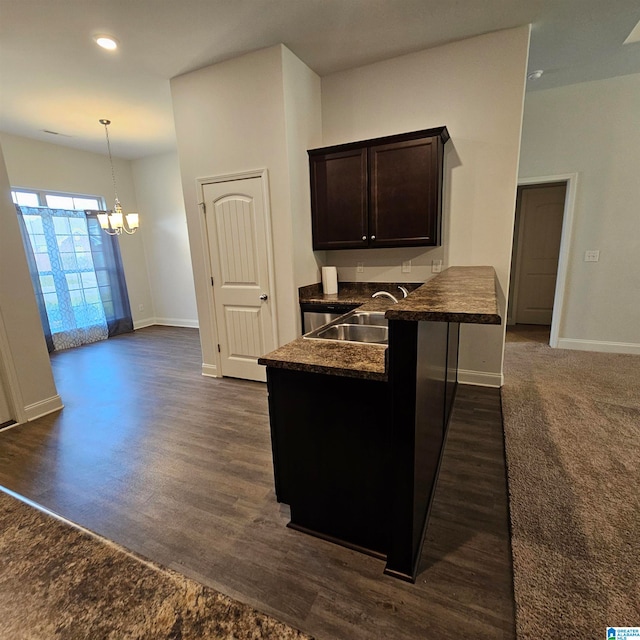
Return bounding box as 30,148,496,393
19,207,109,351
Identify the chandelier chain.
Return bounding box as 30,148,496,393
102,120,119,204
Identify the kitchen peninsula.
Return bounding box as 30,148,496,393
258,266,501,582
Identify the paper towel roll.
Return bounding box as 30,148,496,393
322,266,338,295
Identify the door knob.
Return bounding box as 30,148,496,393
259,293,268,301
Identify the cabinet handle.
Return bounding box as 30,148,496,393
371,235,376,240
362,235,367,241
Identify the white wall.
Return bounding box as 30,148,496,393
519,73,640,352
132,151,198,328
282,45,325,316
320,27,531,385
171,44,321,373
0,143,61,421
0,132,155,328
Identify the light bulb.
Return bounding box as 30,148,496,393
97,213,110,230
126,213,139,230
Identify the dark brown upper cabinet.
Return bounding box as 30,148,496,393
309,127,449,250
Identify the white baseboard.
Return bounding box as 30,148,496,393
154,317,199,329
134,317,199,330
133,317,156,330
201,363,220,378
458,369,504,388
557,338,640,355
0,421,22,433
24,394,64,421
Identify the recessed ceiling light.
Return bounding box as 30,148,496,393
94,35,119,51
527,69,544,81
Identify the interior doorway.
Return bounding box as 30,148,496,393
510,182,566,326
508,174,577,347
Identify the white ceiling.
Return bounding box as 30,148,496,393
1,0,639,159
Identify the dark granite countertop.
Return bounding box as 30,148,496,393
259,297,394,382
0,488,312,640
385,266,501,324
257,336,389,382
259,266,501,380
299,281,421,306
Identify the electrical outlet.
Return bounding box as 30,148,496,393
401,260,411,273
584,250,600,262
432,259,442,273
357,262,364,273
138,304,144,312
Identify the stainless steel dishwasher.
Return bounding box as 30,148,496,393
300,302,358,333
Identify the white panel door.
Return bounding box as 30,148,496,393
515,184,566,324
203,177,274,382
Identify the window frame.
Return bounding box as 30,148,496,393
11,187,106,212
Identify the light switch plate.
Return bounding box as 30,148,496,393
401,260,411,273
432,259,442,273
584,250,600,262
356,262,364,273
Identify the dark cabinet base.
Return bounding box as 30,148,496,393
266,368,391,556
265,319,460,581
384,320,459,581
286,522,387,561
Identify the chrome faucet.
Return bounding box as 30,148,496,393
398,286,409,298
372,290,399,303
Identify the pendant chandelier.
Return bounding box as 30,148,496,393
97,118,139,235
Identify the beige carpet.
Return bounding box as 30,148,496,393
0,487,312,640
501,329,640,639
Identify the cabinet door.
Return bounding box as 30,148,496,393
309,147,368,250
369,137,440,247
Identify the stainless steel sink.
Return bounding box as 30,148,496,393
311,323,388,344
303,309,388,345
341,311,387,326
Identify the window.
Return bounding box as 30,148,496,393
11,190,40,207
14,188,134,352
11,189,102,211
46,194,102,210
20,208,108,349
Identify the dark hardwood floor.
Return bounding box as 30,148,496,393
0,326,515,639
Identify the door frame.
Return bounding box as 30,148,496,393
196,169,278,377
514,173,578,348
